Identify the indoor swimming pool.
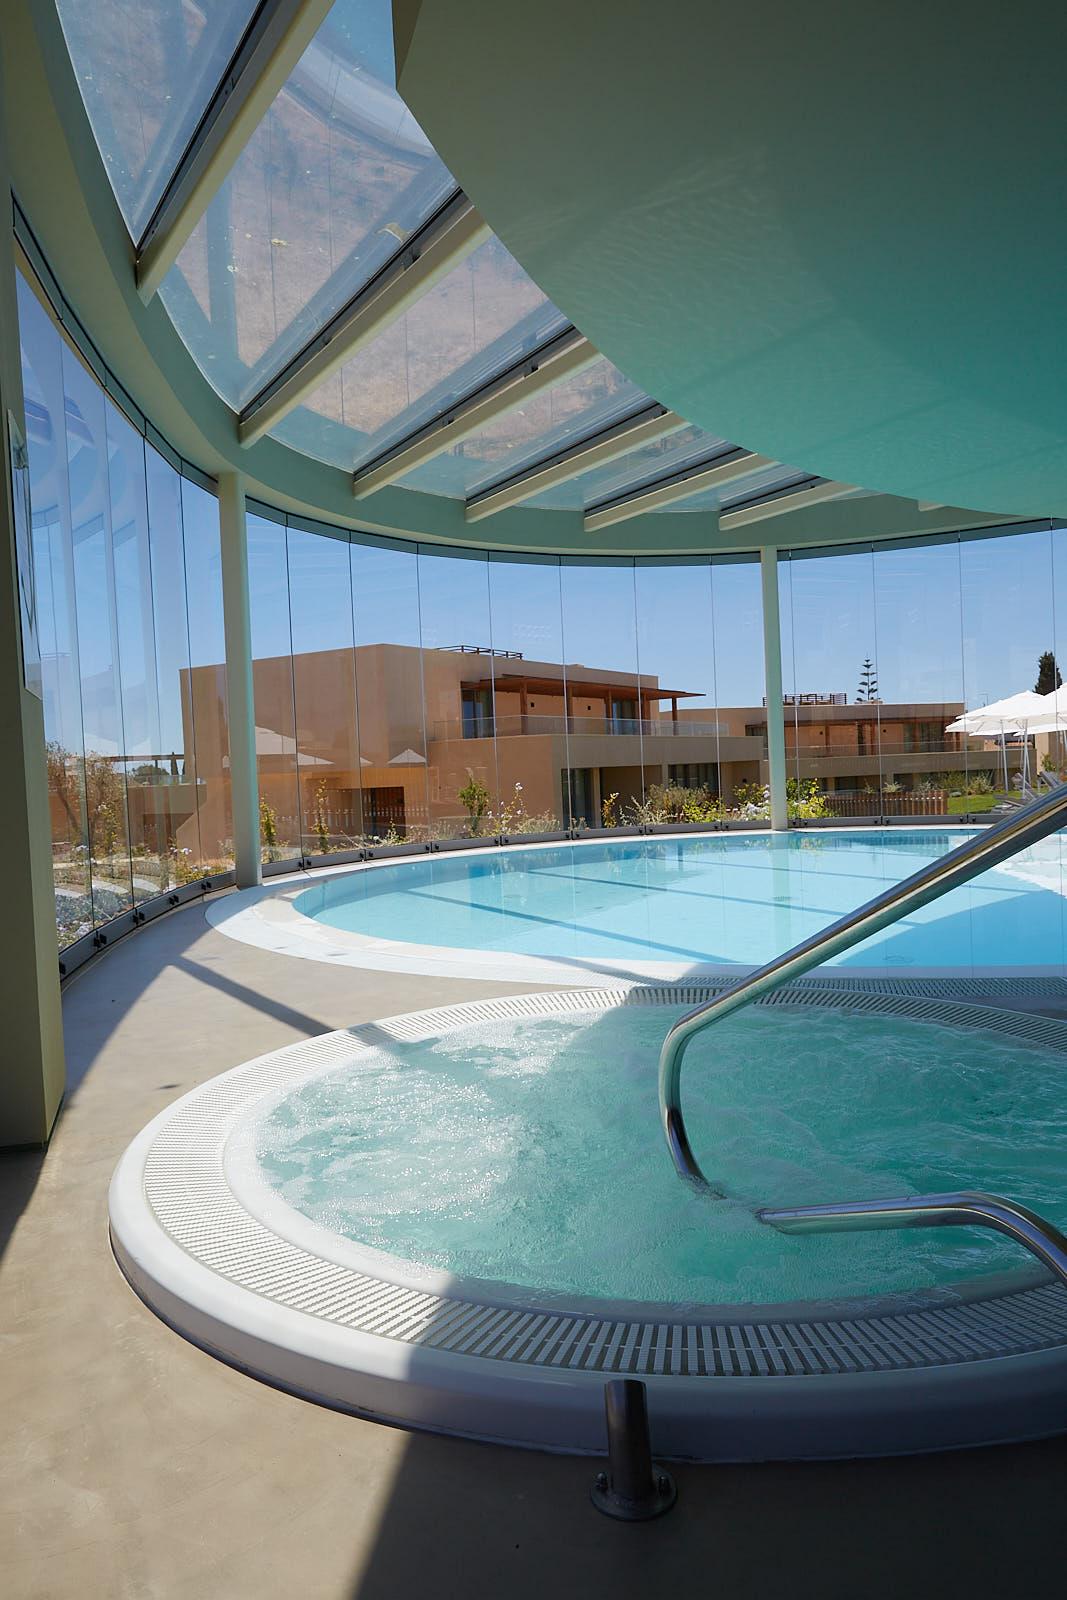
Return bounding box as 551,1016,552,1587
267,828,1067,979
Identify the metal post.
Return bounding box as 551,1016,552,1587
218,470,261,888
761,545,789,830
590,1379,676,1520
0,43,65,1145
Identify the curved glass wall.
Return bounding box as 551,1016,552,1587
18,271,232,949
19,243,1067,954
779,529,1067,817
244,510,770,844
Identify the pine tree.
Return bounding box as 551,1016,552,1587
1035,651,1062,695
857,657,879,702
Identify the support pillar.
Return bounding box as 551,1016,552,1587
760,545,789,831
218,471,261,887
0,52,65,1146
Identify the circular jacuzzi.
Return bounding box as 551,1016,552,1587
110,985,1067,1461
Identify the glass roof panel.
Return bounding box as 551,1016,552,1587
268,233,569,469
660,463,812,511
157,0,456,408
395,358,648,500
56,0,256,238
522,424,731,512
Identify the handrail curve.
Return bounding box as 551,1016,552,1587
659,783,1067,1192
760,1190,1067,1290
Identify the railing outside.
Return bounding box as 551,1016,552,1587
441,714,730,742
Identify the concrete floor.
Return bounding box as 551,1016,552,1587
3,893,1067,1599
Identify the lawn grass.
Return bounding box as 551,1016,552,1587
946,792,1007,814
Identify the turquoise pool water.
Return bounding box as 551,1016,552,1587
255,1005,1067,1304
293,830,1067,971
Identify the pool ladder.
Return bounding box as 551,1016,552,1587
658,782,1067,1286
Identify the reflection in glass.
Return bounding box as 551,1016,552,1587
18,275,92,947
63,344,135,924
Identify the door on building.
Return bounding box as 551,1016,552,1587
564,767,596,827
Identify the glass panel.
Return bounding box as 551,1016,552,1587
780,546,879,812
961,528,1056,800
559,559,643,828
159,0,455,407
872,539,972,813
248,514,301,863
1049,528,1067,786
145,444,203,882
487,555,568,833
270,234,567,470
350,540,428,841
286,527,362,854
525,425,729,513
182,478,233,869
397,358,648,500
634,561,731,821
18,276,92,948
57,0,256,238
710,558,766,809
660,462,811,512
107,401,167,902
63,344,135,924
418,546,496,840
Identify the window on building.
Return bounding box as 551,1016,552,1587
668,762,718,792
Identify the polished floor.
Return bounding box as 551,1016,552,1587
3,893,1067,1599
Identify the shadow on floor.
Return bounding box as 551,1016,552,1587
170,953,331,1038
0,1145,45,1262
349,1426,1067,1600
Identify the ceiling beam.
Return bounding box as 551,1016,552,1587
718,478,858,531
463,404,690,523
238,191,490,447
135,0,334,302
582,448,776,532
351,327,599,498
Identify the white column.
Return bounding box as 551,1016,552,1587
0,51,65,1146
760,545,789,831
218,471,261,887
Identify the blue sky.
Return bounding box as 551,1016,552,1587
248,514,1067,715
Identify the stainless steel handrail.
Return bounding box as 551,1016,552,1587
760,1191,1067,1290
659,781,1067,1193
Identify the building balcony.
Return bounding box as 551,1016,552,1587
440,714,731,741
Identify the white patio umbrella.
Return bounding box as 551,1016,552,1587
1019,686,1067,776
945,691,1050,789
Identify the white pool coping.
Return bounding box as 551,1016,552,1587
110,985,1067,1461
204,827,1067,985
